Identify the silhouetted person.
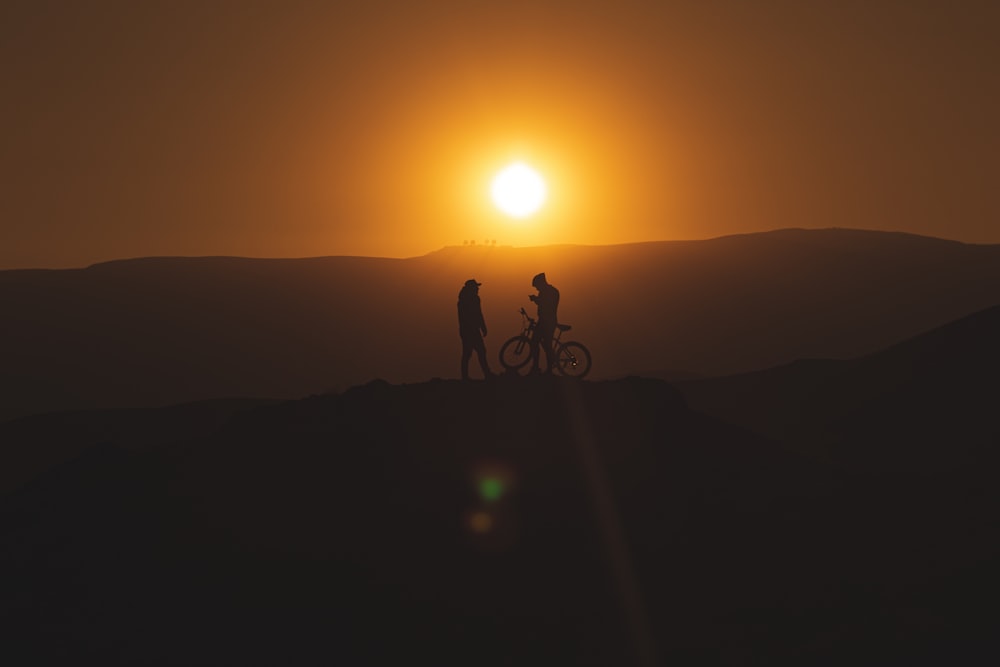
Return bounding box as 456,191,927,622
458,279,494,380
529,272,560,373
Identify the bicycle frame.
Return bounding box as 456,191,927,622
514,307,567,345
500,307,591,378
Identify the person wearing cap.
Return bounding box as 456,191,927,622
528,272,560,373
457,279,494,380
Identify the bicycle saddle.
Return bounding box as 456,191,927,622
557,324,572,332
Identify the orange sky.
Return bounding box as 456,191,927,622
2,0,998,268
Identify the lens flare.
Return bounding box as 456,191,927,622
468,511,493,534
479,477,504,502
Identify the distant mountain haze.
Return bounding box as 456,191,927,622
3,228,1000,419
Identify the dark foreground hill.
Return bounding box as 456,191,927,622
2,376,997,665
676,302,1000,473
4,227,1000,419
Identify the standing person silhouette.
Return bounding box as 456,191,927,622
457,279,494,380
529,272,560,374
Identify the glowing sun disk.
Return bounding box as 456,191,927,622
491,162,547,218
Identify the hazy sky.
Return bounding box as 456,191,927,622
2,0,997,268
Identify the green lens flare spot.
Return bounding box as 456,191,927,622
479,477,504,502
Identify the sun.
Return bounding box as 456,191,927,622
490,162,547,218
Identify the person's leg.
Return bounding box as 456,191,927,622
539,328,555,372
473,336,492,377
529,336,541,372
461,338,473,379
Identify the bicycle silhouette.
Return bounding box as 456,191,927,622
499,307,592,378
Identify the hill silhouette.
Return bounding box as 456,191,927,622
676,302,1000,473
2,375,997,665
4,228,1000,420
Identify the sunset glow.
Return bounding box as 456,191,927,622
490,163,547,219
1,2,997,268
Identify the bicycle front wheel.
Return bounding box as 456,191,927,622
555,342,591,379
499,335,533,371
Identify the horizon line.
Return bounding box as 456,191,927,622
2,226,991,272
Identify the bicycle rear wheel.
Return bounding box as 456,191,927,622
554,341,591,379
499,335,533,371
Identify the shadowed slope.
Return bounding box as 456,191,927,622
0,398,281,495
2,376,996,665
677,302,1000,472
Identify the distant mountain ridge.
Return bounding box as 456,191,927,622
3,227,1000,419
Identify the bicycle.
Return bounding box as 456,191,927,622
498,307,592,378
